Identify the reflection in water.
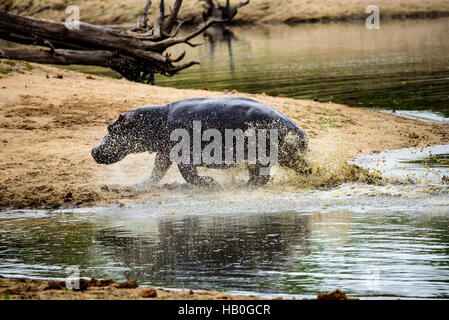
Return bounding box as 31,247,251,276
96,213,311,290
1,205,449,298
0,216,110,279
156,18,449,117
204,25,237,72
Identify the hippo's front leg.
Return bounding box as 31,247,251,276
147,152,172,186
135,152,171,189
178,164,219,188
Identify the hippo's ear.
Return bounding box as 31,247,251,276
118,114,132,126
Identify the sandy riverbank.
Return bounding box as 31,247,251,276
0,277,261,300
0,61,448,210
2,0,449,25
0,277,357,300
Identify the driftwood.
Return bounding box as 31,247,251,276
0,0,249,83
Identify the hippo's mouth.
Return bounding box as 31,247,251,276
91,145,127,165
91,133,130,165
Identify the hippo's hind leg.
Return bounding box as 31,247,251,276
279,134,311,176
247,164,271,187
178,164,220,188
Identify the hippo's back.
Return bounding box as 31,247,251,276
166,97,303,136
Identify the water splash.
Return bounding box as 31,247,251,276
352,144,449,185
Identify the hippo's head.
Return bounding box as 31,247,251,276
91,112,146,165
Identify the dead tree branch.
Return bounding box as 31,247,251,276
0,0,249,84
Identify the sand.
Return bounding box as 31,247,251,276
0,277,262,300
0,277,357,300
0,61,448,210
2,0,449,25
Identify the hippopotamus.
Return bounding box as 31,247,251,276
91,97,309,187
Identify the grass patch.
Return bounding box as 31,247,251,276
319,116,343,128
341,118,356,125
0,68,12,74
25,63,34,71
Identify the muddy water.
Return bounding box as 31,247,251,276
1,145,449,298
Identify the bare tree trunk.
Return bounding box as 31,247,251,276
0,0,249,84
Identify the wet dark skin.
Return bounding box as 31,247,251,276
92,98,309,187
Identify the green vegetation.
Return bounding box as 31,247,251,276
0,68,12,74
341,118,356,125
318,116,342,128
25,63,34,71
0,61,36,75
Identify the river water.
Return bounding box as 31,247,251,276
1,145,449,299
59,18,449,119
1,18,449,298
154,17,449,120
